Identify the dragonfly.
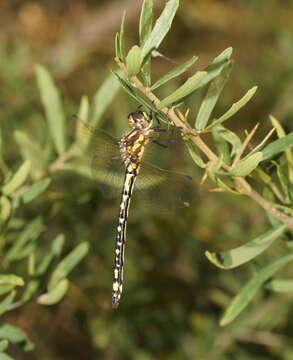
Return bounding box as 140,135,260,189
75,109,194,308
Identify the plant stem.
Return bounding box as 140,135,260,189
115,57,293,230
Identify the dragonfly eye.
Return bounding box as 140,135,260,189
128,111,150,128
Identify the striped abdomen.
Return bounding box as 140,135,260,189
112,164,138,308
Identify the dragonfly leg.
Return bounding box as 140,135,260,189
152,139,168,148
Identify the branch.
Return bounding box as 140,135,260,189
115,57,293,230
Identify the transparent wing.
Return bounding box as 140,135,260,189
75,117,119,157
91,154,125,198
133,162,195,210
74,117,195,208
74,117,125,198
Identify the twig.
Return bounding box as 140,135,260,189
231,123,259,168
115,57,293,230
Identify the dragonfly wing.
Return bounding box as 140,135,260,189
91,153,125,199
75,118,125,198
75,117,119,158
134,162,195,210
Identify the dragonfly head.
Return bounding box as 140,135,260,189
128,110,152,130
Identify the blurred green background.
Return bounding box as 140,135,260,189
1,0,293,359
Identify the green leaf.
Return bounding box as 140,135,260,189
119,11,126,60
195,61,233,129
151,56,198,90
90,73,120,127
116,11,126,60
265,278,293,293
0,128,9,177
229,152,263,177
2,160,31,196
115,33,120,60
113,72,157,112
139,0,153,88
0,352,14,360
212,128,232,164
38,278,69,305
5,217,44,262
48,242,89,291
198,47,233,90
0,339,8,352
14,131,47,176
126,45,142,76
159,71,207,108
220,252,293,326
270,115,293,182
0,291,15,316
0,285,15,297
21,234,65,302
0,275,24,286
261,132,293,161
139,0,153,46
19,178,51,204
206,225,286,269
0,196,11,224
35,64,66,154
0,323,34,351
187,144,206,169
141,0,179,61
212,125,242,157
78,95,89,123
208,86,258,129
214,176,239,194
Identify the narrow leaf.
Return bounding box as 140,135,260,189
78,95,89,123
115,32,120,60
212,125,242,157
21,234,65,302
0,353,14,360
265,278,293,293
195,61,233,129
0,285,15,296
5,217,44,262
261,132,293,161
208,86,258,129
2,160,31,196
118,11,126,61
230,152,263,177
19,178,51,203
187,144,206,168
0,275,24,286
270,115,293,182
198,47,233,90
206,225,286,269
159,71,207,108
90,74,120,127
141,0,179,61
0,323,34,351
214,177,239,194
139,0,153,46
14,131,47,175
220,253,293,326
0,196,11,223
48,242,89,291
151,56,198,90
35,65,66,154
113,72,156,112
38,278,69,305
126,45,142,76
0,291,15,316
0,339,8,352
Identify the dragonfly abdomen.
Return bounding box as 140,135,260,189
112,165,138,308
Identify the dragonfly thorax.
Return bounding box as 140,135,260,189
119,128,150,167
